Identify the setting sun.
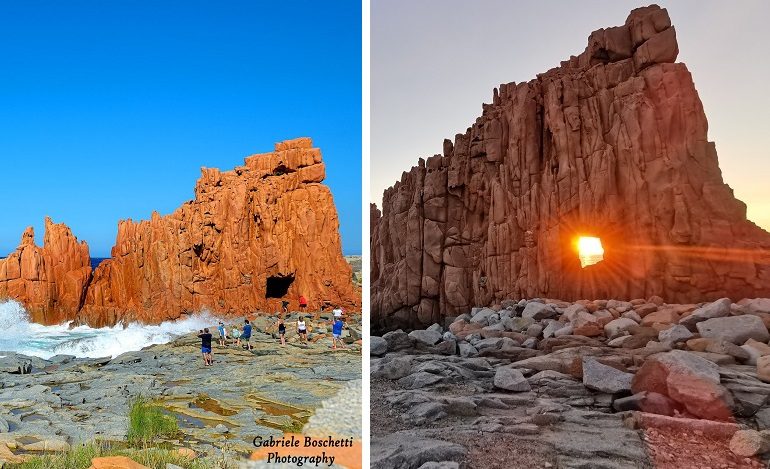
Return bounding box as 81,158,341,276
577,236,604,268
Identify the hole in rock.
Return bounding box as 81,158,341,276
271,164,296,176
576,236,604,268
265,275,294,298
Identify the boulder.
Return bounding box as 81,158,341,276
382,330,413,351
604,318,638,339
737,299,770,315
679,298,731,329
408,329,443,346
729,430,770,457
640,309,679,327
741,338,770,365
696,315,770,345
371,337,388,356
658,325,693,346
631,350,733,420
470,308,497,325
582,358,633,394
521,303,557,320
572,312,602,336
493,367,531,392
458,342,478,358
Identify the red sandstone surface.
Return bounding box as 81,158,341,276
0,138,359,326
370,5,770,330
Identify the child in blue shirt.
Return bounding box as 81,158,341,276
332,318,345,350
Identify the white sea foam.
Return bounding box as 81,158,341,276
0,299,226,359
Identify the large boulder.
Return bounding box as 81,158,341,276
631,350,734,420
409,329,443,346
679,298,731,329
382,330,414,351
696,315,770,345
370,336,388,356
521,302,557,320
582,357,633,393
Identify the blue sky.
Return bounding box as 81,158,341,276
0,0,362,257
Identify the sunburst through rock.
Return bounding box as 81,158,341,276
577,236,604,268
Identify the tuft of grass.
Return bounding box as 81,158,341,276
127,396,179,447
8,442,225,469
9,443,100,469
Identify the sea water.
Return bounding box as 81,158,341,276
0,299,225,359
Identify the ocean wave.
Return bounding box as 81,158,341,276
0,300,226,359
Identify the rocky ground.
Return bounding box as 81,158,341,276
345,256,362,287
371,298,770,468
0,312,362,467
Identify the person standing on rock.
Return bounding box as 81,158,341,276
242,319,253,351
217,321,228,346
232,326,241,347
278,318,286,346
297,317,308,343
331,316,345,350
281,300,290,315
198,328,213,366
299,295,308,313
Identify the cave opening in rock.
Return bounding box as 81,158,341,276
265,275,294,298
576,236,604,268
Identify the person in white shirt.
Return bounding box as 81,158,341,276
297,317,308,344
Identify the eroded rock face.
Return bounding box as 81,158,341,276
0,218,91,324
371,5,770,331
1,138,358,326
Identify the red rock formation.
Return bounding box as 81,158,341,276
1,138,359,326
371,5,770,330
0,217,91,324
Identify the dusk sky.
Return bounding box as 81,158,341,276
371,0,770,232
0,0,362,257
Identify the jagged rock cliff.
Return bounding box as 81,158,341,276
0,218,92,324
1,138,359,326
371,5,770,331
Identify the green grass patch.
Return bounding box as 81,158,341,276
127,396,179,447
6,442,220,469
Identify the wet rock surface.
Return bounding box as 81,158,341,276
0,313,362,466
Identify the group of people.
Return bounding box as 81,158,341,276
196,295,349,365
197,318,254,366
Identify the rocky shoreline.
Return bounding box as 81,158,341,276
371,298,770,468
0,312,362,467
